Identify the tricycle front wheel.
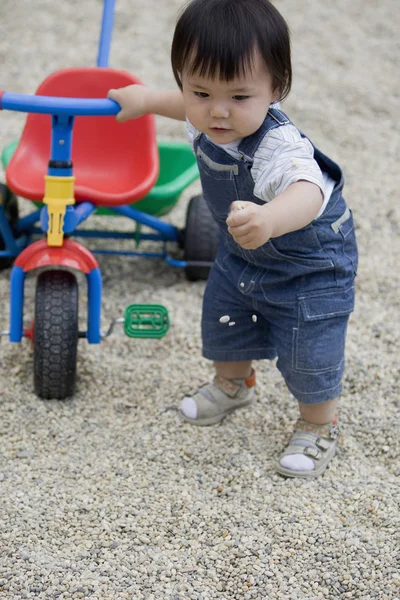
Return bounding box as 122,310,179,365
34,269,79,399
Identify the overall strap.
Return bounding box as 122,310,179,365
238,107,291,159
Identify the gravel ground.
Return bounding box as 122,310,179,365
0,0,399,599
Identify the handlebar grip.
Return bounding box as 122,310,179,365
0,91,120,116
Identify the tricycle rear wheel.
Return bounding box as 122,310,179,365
34,269,79,400
183,194,219,281
0,183,19,270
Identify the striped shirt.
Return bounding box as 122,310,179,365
186,114,335,218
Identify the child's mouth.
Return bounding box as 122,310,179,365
210,127,231,134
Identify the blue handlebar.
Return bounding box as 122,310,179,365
0,92,120,116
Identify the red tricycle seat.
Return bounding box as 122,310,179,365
6,68,159,206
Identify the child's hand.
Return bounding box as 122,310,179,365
226,201,273,249
108,84,149,122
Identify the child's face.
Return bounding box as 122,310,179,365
182,52,278,144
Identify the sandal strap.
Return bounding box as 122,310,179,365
213,369,256,398
291,431,332,451
280,444,322,460
294,417,340,440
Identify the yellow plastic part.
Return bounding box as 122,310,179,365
43,175,75,246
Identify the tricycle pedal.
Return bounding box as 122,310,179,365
124,304,169,339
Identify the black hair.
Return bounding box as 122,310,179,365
171,0,292,101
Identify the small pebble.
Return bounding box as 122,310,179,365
219,315,230,323
229,322,236,326
252,315,257,322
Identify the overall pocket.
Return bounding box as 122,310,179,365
331,207,358,276
236,263,263,295
196,147,238,180
214,246,230,272
293,286,355,374
262,224,335,270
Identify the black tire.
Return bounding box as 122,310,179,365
183,194,219,281
34,270,79,400
0,183,19,270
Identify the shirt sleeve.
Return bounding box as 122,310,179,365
252,125,325,203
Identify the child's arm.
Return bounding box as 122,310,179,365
226,181,323,250
108,85,186,122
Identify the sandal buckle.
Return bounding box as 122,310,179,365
315,437,331,451
304,446,320,459
329,424,340,439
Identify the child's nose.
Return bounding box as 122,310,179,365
210,102,230,119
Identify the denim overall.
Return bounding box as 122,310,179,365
194,107,358,404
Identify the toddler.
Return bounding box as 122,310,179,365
109,0,358,478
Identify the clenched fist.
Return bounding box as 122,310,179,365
226,201,273,250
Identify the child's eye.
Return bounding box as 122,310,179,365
233,95,250,101
194,91,209,98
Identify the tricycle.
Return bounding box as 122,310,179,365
0,0,219,400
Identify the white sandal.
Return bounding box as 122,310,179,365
275,417,340,479
180,370,256,426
